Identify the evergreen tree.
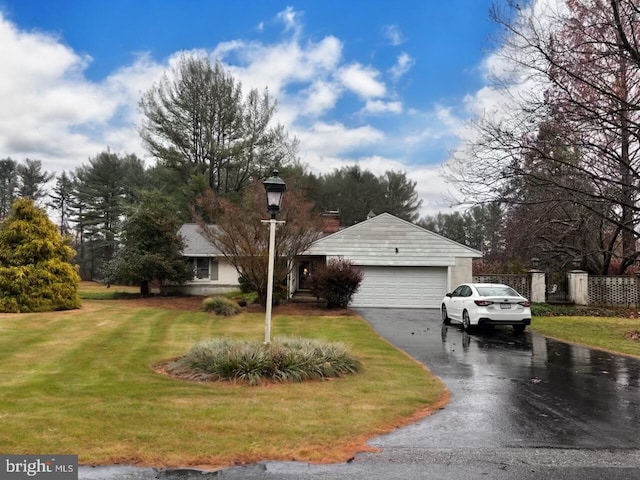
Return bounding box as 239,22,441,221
140,54,296,196
0,198,80,312
102,191,190,295
0,158,18,219
72,151,147,279
47,171,75,235
17,158,53,203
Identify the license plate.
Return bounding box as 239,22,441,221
500,303,511,309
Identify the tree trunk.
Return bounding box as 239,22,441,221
140,280,150,296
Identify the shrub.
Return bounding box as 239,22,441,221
166,336,362,385
238,274,255,294
531,303,634,317
0,199,80,312
223,290,258,306
311,258,364,308
202,296,242,316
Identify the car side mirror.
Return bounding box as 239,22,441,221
445,293,452,298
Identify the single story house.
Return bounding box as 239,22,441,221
163,223,240,296
168,213,482,308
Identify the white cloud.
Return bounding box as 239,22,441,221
336,63,386,99
363,99,403,114
296,121,385,159
300,80,342,116
0,13,130,170
276,6,301,34
383,25,405,46
213,35,342,101
389,52,415,81
410,164,460,216
404,105,464,145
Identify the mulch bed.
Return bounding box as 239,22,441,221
114,295,355,316
624,330,640,341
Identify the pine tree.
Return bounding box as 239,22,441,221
102,191,190,295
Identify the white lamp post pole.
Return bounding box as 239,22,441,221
262,170,286,345
264,218,277,344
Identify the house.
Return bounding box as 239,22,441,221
294,213,481,308
169,213,482,307
162,224,240,296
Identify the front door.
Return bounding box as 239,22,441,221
298,261,311,290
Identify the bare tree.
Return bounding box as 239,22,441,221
448,0,640,273
195,181,325,305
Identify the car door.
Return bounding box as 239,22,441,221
448,285,465,322
458,285,473,319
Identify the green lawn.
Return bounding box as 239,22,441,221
0,299,446,469
530,316,640,358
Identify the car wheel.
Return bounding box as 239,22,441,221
513,325,526,334
462,310,472,331
441,305,451,325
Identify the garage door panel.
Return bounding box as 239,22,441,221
352,266,447,308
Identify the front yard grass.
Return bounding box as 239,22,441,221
530,316,640,358
0,299,446,469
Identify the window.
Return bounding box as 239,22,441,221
476,286,519,297
195,258,209,279
191,258,219,281
452,286,464,297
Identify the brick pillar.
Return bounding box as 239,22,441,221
568,270,589,306
528,270,546,303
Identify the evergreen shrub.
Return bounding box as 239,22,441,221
202,296,242,316
167,336,362,385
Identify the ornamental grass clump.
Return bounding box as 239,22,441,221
166,337,362,385
202,296,242,316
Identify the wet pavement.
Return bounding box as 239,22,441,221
80,308,640,479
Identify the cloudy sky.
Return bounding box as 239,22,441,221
0,0,507,217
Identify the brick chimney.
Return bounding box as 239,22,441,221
321,210,340,234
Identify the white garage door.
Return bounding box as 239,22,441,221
351,266,448,308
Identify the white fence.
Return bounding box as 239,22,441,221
474,271,640,307
588,275,640,308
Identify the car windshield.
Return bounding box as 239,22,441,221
476,286,520,297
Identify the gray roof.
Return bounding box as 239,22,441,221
304,212,482,266
178,224,222,256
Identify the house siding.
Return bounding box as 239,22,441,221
449,257,473,291
306,213,481,267
163,257,240,296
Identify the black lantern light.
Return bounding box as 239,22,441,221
263,170,287,219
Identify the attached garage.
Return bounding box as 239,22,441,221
351,266,448,308
300,213,482,308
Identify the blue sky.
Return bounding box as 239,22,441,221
0,0,508,216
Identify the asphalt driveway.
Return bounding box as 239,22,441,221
81,308,640,480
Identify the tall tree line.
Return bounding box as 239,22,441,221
1,54,425,280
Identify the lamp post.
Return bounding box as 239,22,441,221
262,170,286,344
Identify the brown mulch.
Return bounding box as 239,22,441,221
112,295,356,316
624,330,640,341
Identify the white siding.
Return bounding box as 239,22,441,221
165,258,240,296
449,257,473,290
306,213,481,266
351,266,448,308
